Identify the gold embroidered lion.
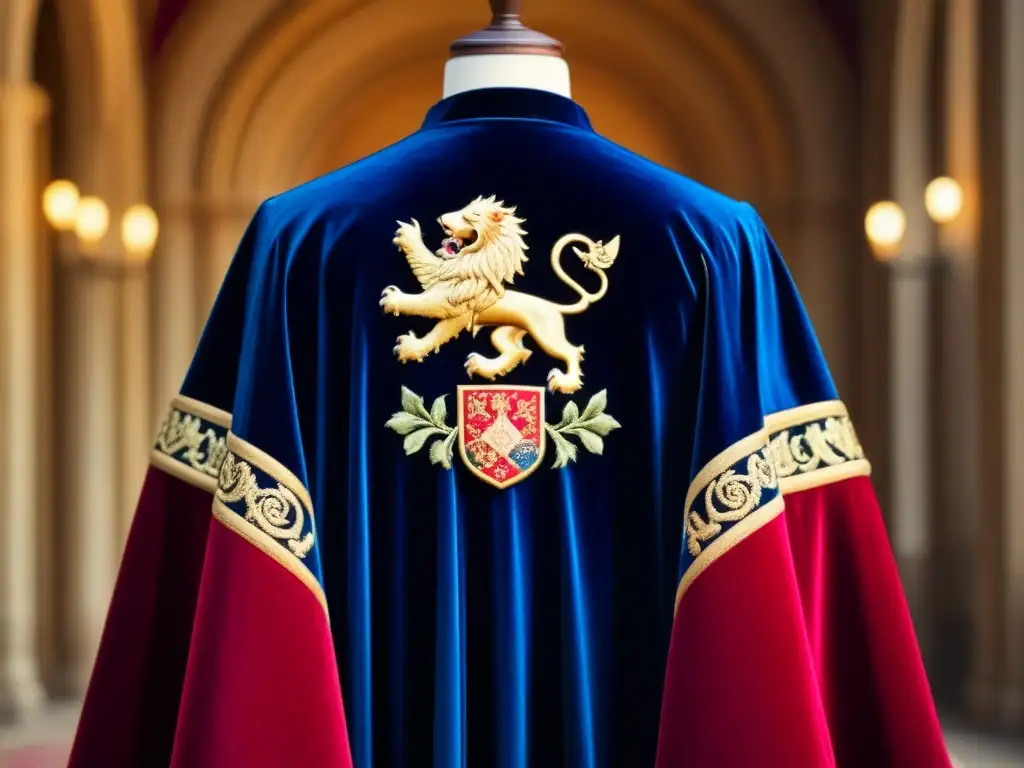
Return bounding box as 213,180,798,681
380,195,620,393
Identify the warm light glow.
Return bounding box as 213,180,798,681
864,200,907,260
121,204,159,257
74,196,110,248
924,176,964,224
42,179,80,231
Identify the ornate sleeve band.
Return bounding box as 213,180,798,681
150,394,327,617
213,433,327,618
151,395,232,492
675,400,870,612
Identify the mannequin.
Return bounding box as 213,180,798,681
443,0,571,98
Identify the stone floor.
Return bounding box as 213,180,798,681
1,704,1022,766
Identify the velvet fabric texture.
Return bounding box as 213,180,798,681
169,519,352,767
69,88,947,767
68,469,211,767
657,476,951,767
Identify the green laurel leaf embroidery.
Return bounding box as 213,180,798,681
401,386,432,421
544,389,621,469
404,427,445,455
428,430,458,470
430,394,448,425
579,389,607,421
385,411,427,436
545,424,579,469
566,427,604,455
556,401,580,429
387,387,456,468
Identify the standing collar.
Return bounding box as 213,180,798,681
421,87,593,131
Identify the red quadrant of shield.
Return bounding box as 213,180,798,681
457,385,546,489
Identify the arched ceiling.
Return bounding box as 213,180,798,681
154,0,854,216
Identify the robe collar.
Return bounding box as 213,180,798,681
421,87,593,131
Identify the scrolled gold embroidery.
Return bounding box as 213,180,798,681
155,409,229,480
217,453,315,559
685,448,778,556
769,414,864,480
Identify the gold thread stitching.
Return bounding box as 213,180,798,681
381,196,620,395
151,398,231,492
216,452,315,559
685,447,778,557
154,410,228,480
227,433,314,516
769,415,865,479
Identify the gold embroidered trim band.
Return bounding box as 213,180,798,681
215,433,327,617
151,395,232,492
674,400,871,613
765,400,871,493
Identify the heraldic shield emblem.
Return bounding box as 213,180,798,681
457,385,545,489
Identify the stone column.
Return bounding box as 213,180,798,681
0,82,49,719
998,0,1024,726
888,271,932,636
931,0,980,701
153,203,200,421
973,0,1024,727
118,265,153,541
61,258,121,694
889,0,938,649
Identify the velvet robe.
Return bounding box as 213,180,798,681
69,87,950,767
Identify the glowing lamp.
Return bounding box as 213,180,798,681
42,179,80,231
121,204,159,258
74,196,110,249
924,176,964,224
864,200,907,260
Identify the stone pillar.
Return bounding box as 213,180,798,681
888,271,932,636
61,259,121,694
973,0,1024,728
889,0,938,648
153,203,200,421
151,197,258,420
998,0,1024,726
931,0,980,702
118,266,152,541
0,82,49,719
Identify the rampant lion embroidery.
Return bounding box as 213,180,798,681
379,195,620,394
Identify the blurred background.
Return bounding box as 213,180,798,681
0,0,1022,765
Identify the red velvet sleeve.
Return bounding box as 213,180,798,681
656,403,951,768
168,433,353,768
68,466,213,767
69,398,354,767
168,515,352,768
783,474,950,766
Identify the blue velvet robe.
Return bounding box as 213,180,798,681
70,87,950,768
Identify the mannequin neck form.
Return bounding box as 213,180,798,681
442,54,571,99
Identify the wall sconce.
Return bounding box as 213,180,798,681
865,176,963,272
42,178,159,268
